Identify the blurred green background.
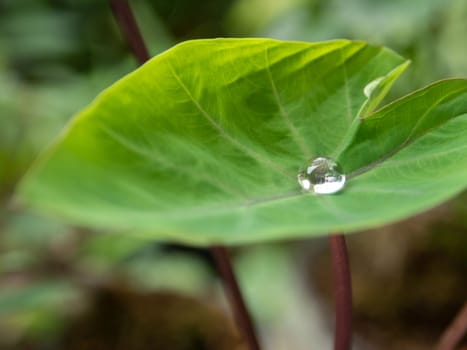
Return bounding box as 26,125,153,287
0,0,466,349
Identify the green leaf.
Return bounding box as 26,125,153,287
18,39,467,245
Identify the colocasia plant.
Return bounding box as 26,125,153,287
16,3,467,350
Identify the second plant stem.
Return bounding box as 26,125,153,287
329,234,353,350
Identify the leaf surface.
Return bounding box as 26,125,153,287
18,39,467,245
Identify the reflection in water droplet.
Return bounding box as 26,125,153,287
363,77,384,98
298,157,346,194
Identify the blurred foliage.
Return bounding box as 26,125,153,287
0,0,466,348
0,280,82,347
61,287,244,350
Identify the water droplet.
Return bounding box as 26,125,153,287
298,157,346,194
363,77,384,98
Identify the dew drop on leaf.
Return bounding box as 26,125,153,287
298,157,346,194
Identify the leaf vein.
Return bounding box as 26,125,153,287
98,123,247,199
264,47,312,159
167,61,295,180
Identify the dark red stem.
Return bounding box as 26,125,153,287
436,301,467,350
110,0,150,64
210,245,261,350
329,234,353,350
109,3,260,349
